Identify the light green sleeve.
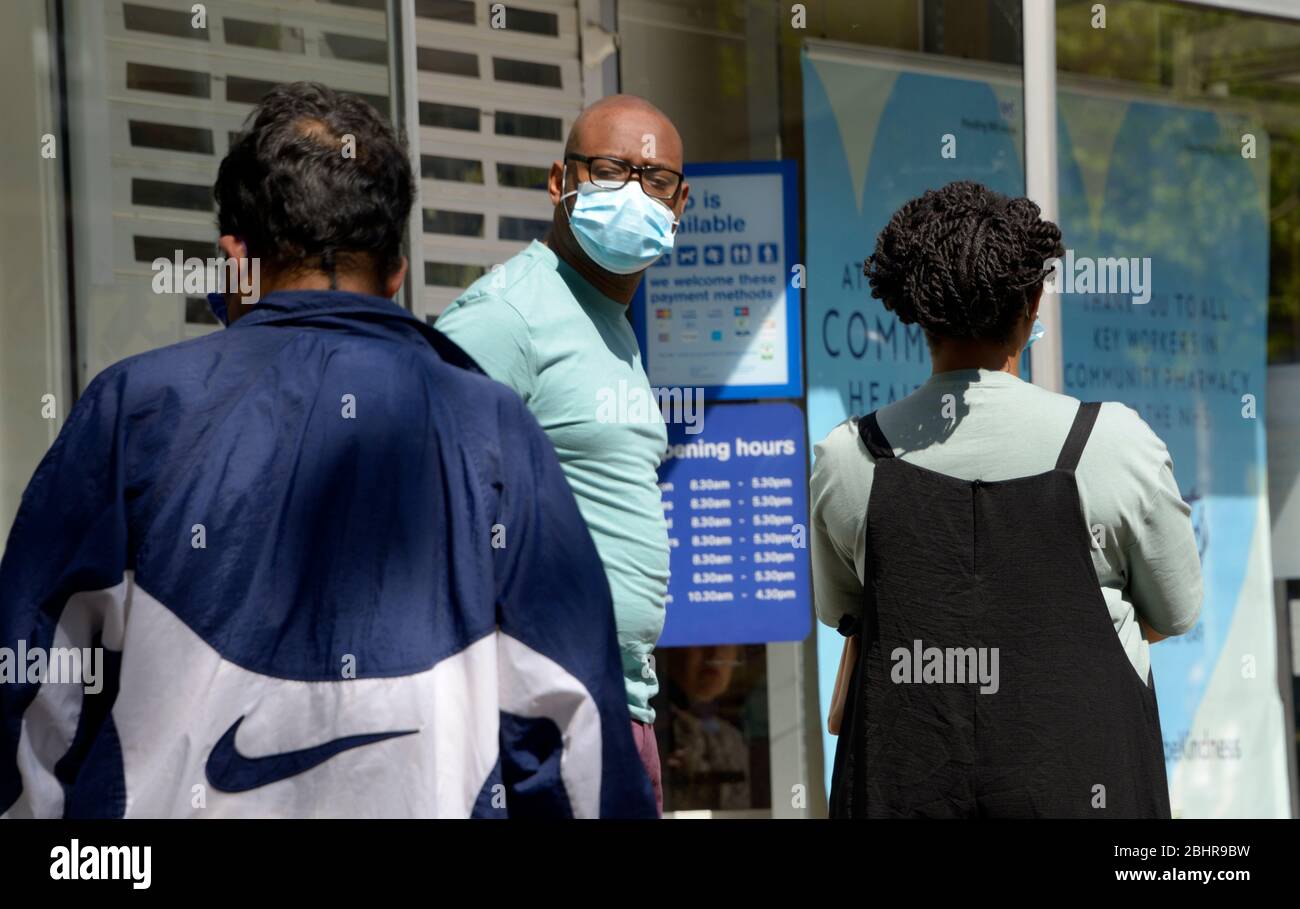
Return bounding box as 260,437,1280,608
810,419,872,630
434,292,536,402
1125,436,1204,636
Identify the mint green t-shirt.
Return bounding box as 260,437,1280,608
810,368,1203,686
435,241,670,723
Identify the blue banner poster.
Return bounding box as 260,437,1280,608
1057,93,1280,818
802,44,1285,817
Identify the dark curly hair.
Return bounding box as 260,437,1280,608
215,82,413,284
864,181,1064,343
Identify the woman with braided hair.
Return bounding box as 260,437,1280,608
813,181,1201,818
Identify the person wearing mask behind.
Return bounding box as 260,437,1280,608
435,95,689,815
813,181,1201,818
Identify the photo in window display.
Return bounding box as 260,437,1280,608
651,645,770,812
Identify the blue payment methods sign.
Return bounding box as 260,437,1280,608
633,161,802,401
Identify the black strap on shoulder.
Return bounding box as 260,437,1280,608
857,412,895,460
1055,401,1102,472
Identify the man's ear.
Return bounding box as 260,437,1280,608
673,181,691,221
218,234,245,261
384,256,409,299
1028,285,1043,321
547,160,566,205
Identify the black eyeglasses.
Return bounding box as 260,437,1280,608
566,153,684,200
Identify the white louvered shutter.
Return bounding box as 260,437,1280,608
410,0,585,321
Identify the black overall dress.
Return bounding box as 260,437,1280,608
829,402,1171,818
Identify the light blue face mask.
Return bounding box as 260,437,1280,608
1023,317,1045,352
563,179,678,275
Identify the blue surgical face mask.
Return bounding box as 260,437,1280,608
1023,317,1045,352
562,179,677,275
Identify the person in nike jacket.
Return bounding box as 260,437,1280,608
0,82,655,819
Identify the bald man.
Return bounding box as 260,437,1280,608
435,95,689,814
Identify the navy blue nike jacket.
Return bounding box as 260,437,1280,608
0,289,656,819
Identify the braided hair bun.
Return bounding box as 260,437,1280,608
864,181,1064,343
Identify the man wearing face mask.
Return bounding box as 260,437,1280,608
435,95,688,814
